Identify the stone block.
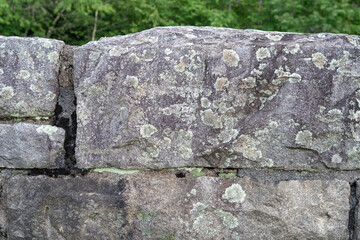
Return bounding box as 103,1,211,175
74,27,360,170
0,36,64,118
0,123,65,168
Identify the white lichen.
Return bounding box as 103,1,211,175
256,47,271,61
295,130,313,147
214,77,228,91
124,76,139,88
312,52,327,69
0,86,14,99
140,124,158,138
222,49,239,67
222,184,246,203
331,154,342,163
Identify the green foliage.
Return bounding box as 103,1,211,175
0,0,359,45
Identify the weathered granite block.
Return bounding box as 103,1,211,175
0,36,64,118
74,27,360,170
0,123,65,168
4,172,349,239
5,174,131,240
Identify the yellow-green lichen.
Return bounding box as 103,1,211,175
180,167,206,177
218,172,236,179
222,184,246,203
93,167,142,174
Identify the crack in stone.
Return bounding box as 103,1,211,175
349,180,359,240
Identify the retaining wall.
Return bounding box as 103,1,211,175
1,27,360,239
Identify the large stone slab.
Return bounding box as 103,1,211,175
74,27,360,170
0,36,64,118
0,123,65,168
4,172,349,239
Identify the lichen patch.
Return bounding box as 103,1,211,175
201,109,222,128
284,44,300,54
331,154,342,163
140,124,158,138
18,70,30,79
222,49,239,67
214,77,228,91
124,76,139,88
174,57,186,72
222,184,246,203
312,52,327,69
0,86,15,100
295,130,313,147
266,34,283,41
256,47,271,61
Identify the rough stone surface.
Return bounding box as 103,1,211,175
5,174,131,240
0,36,64,118
58,45,75,87
4,172,349,239
0,123,65,168
74,27,360,170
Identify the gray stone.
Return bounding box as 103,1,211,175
58,45,75,87
4,172,349,239
5,174,131,240
74,27,360,170
0,123,65,168
0,36,64,118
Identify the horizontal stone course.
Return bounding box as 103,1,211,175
74,27,360,170
4,172,349,239
0,36,64,118
0,123,65,168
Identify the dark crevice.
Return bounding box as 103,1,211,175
349,181,359,240
175,172,186,178
27,168,88,177
28,46,87,178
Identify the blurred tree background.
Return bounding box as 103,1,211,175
0,0,359,45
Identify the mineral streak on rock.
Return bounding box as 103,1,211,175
0,123,65,168
4,172,350,239
74,27,360,170
0,36,64,117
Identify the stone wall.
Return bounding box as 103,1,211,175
0,27,360,239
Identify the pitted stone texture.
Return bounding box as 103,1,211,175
0,36,64,117
74,27,360,170
4,172,349,239
0,123,65,168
